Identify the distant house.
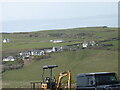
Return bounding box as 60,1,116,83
50,40,53,42
52,47,63,52
44,49,53,53
31,50,45,56
3,56,16,61
19,51,31,56
82,42,89,48
43,47,54,53
3,39,11,43
50,40,64,43
82,41,97,48
89,41,96,46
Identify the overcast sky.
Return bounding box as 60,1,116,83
1,2,118,32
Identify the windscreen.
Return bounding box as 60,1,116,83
95,73,119,85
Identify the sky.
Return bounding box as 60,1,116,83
1,2,118,32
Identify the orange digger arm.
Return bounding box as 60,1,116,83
68,71,71,89
56,71,71,89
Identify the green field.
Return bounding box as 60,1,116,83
2,27,119,88
2,49,118,88
2,27,118,53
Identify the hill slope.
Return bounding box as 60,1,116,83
2,27,119,88
3,49,118,88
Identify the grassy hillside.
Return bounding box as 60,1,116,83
2,27,119,88
2,49,118,88
2,27,118,55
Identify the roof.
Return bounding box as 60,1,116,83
31,49,44,52
43,65,58,69
7,56,14,59
77,72,115,77
20,51,30,53
3,39,10,40
3,56,16,60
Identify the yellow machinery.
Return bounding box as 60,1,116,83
56,70,71,89
41,65,71,89
31,65,71,90
31,65,120,90
41,65,58,89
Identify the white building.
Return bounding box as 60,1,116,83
52,47,63,52
50,40,64,43
53,40,64,43
82,41,97,48
3,56,16,61
44,47,57,53
89,41,96,46
44,49,53,53
31,50,45,56
50,40,53,42
3,39,11,43
19,51,31,56
82,42,89,48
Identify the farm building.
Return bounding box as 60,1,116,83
52,47,63,52
3,56,16,61
3,39,11,43
82,41,96,48
19,51,31,56
89,41,96,46
82,42,89,48
31,50,45,56
50,40,64,43
44,47,63,53
44,48,53,53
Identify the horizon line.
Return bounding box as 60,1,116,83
1,26,118,33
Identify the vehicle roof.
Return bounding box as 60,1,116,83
77,72,115,77
43,65,58,69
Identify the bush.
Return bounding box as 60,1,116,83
32,55,51,61
18,59,24,64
